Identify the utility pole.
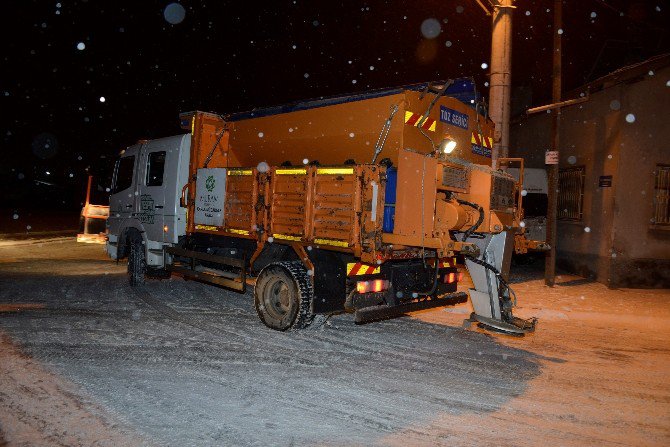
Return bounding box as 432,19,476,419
545,0,562,287
488,0,514,169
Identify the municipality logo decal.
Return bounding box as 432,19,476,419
205,175,215,192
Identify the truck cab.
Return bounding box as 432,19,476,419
106,134,190,275
507,167,549,253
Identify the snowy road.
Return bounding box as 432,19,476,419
0,239,669,446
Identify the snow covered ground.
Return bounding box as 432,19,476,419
0,239,668,446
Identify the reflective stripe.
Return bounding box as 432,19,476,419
195,224,218,231
275,169,307,175
316,168,354,175
272,233,302,241
228,169,253,176
471,132,493,149
347,262,381,276
227,228,250,235
314,238,348,248
404,111,436,131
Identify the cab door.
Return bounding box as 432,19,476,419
136,144,166,243
108,144,141,238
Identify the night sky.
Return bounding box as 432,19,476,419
2,0,668,209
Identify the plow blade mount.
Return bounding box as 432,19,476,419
354,292,468,324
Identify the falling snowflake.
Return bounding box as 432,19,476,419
420,18,441,39
76,42,85,50
521,190,528,197
584,227,591,233
258,132,264,138
567,155,577,165
445,40,452,47
257,161,269,173
590,12,597,18
99,96,105,102
302,158,309,164
349,132,355,138
164,3,186,25
557,28,563,35
481,62,488,69
625,114,635,123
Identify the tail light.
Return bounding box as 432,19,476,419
356,279,389,294
444,271,462,284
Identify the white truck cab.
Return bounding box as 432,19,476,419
507,167,549,245
106,134,190,278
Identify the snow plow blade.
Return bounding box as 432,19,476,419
354,292,468,324
464,312,537,335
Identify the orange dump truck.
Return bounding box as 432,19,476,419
107,79,536,334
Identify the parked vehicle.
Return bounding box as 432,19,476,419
507,167,550,254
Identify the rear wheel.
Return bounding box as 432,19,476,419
127,237,146,286
254,261,313,331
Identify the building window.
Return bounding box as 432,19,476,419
558,166,585,221
652,165,670,227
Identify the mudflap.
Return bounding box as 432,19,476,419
354,291,468,324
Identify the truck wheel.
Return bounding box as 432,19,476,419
127,238,146,286
254,261,314,331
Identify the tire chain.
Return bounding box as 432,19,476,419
270,261,315,330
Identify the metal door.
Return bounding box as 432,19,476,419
136,143,166,244
108,144,141,238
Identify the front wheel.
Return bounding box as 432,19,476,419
254,261,314,331
127,238,146,286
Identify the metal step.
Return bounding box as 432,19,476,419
165,246,246,293
354,292,468,324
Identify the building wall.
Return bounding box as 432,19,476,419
611,66,670,287
510,62,670,288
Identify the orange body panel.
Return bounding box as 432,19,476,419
189,164,383,263
182,86,512,263
183,88,494,173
